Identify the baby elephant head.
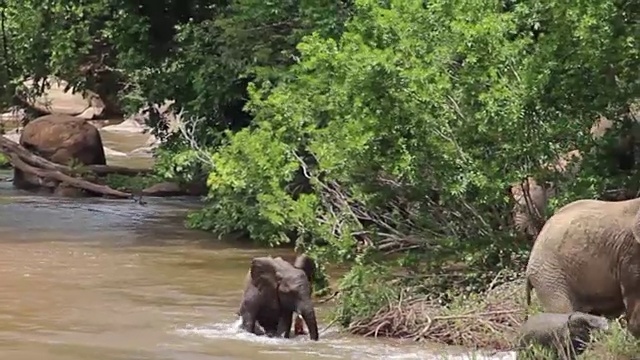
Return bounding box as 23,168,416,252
250,256,319,341
568,311,609,337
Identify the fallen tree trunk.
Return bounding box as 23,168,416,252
0,136,151,199
0,136,151,176
9,154,133,198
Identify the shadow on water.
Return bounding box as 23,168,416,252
0,171,516,360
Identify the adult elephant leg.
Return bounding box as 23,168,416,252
623,289,640,338
528,262,575,313
620,263,640,338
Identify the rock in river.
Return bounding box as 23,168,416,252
141,180,208,197
13,114,106,194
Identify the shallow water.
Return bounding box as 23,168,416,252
0,128,516,360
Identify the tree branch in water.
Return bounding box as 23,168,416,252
0,136,153,198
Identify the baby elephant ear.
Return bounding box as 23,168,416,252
293,254,316,282
250,257,279,291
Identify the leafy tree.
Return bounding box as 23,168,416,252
198,0,640,324
0,0,351,179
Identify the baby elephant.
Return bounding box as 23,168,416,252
238,254,319,340
517,311,609,359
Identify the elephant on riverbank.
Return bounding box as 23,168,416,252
238,254,319,340
511,113,640,241
525,196,640,338
517,311,609,359
509,150,583,241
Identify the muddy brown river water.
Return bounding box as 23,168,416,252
0,128,515,360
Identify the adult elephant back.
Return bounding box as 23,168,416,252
525,196,640,337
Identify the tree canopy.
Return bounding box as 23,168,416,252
1,0,639,329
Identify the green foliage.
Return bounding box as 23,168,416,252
580,319,640,359
103,174,162,193
0,153,9,168
333,262,398,327
196,0,640,325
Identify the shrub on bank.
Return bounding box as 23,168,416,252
0,153,9,168
348,279,525,350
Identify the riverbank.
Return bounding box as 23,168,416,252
330,276,639,359
347,279,525,350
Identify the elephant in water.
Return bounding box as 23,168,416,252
525,196,640,337
238,254,319,340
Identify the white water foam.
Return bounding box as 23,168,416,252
175,318,516,360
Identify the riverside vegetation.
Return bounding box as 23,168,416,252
1,0,640,357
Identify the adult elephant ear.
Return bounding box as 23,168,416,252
509,177,549,240
250,257,281,292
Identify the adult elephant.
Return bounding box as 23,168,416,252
525,196,640,337
509,150,583,241
511,112,640,240
238,254,319,340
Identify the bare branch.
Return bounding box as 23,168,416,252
174,109,215,167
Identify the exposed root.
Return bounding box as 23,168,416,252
347,279,526,350
0,136,150,176
0,135,151,198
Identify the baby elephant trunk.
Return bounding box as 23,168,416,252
568,311,609,332
297,301,319,341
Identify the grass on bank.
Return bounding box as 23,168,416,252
334,276,640,359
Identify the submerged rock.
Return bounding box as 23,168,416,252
141,182,184,197
100,118,148,133
141,180,208,197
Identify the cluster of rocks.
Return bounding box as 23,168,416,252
0,76,182,156
0,76,202,198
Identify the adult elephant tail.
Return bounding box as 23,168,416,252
524,277,533,321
